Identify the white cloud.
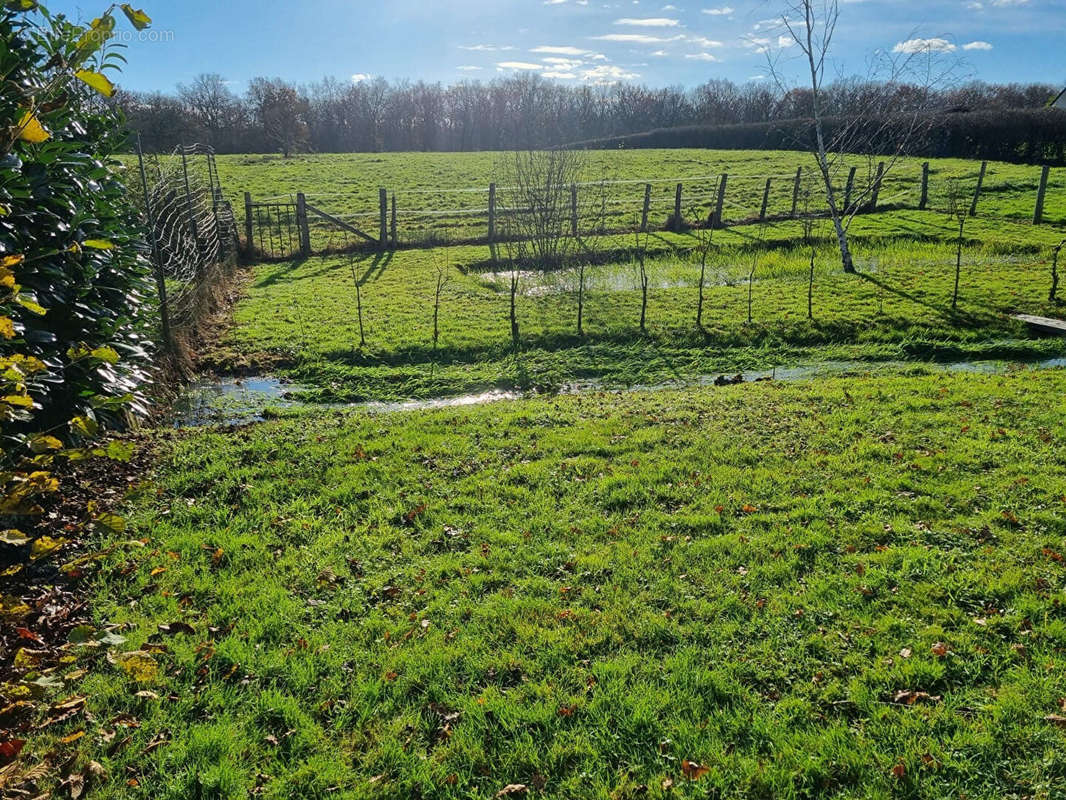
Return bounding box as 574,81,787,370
686,35,723,48
892,37,956,53
591,33,683,43
614,17,681,26
685,52,719,61
581,64,641,83
456,65,483,71
543,71,578,79
962,40,993,50
531,45,592,55
351,73,371,83
702,6,733,14
459,44,515,52
497,61,545,70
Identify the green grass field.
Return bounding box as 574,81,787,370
52,368,1066,799
214,149,1066,250
208,209,1066,402
16,149,1064,800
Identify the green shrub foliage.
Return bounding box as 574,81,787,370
1,2,151,522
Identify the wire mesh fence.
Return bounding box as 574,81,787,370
130,141,241,364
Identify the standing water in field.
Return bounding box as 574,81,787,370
170,355,1066,429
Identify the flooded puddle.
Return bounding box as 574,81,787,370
171,355,1066,429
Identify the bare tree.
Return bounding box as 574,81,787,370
572,163,613,337
635,230,650,333
498,225,524,349
1051,239,1064,304
769,0,957,273
248,78,311,158
432,255,451,354
689,205,716,330
347,254,367,348
945,178,968,311
496,149,586,269
800,189,817,320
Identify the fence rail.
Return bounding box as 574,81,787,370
238,160,1065,259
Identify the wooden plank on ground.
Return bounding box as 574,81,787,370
1013,314,1066,334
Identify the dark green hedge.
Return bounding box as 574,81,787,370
571,109,1066,166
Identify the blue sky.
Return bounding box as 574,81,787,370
46,0,1066,93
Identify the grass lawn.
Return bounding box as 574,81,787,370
211,215,1066,402
51,368,1066,799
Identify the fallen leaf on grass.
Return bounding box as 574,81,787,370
893,690,942,705
1045,714,1066,727
495,784,527,797
0,738,25,759
115,651,159,682
891,763,906,779
681,760,709,780
930,642,951,657
157,621,195,636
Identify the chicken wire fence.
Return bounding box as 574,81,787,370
130,141,241,353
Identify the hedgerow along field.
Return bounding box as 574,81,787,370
63,370,1066,799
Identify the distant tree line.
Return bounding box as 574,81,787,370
571,109,1066,166
118,72,1064,161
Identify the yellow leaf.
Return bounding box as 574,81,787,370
116,651,159,682
75,69,115,98
82,239,114,250
0,316,13,339
1,595,31,619
16,297,46,315
0,530,30,546
2,393,33,408
61,730,85,744
120,4,151,30
0,254,24,268
16,111,49,143
90,346,120,364
30,535,67,561
29,435,63,453
70,415,99,437
75,15,116,60
13,647,40,669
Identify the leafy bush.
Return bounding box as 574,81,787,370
1,3,152,533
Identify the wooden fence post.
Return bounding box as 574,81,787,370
760,178,772,221
244,191,254,255
844,166,857,211
571,183,579,237
1034,165,1050,225
791,167,802,216
379,188,388,249
919,162,930,210
488,182,496,242
673,182,683,230
641,183,651,231
868,161,885,211
969,161,987,217
295,192,311,257
712,174,728,229
391,193,397,247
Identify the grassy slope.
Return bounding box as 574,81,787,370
212,212,1066,402
74,369,1066,799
